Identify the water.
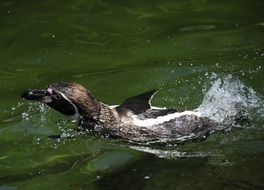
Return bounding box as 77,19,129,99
1,0,264,189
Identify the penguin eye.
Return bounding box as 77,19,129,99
53,94,62,100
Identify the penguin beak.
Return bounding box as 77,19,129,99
21,89,51,102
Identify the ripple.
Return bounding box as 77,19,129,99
255,22,264,26
130,146,208,159
179,25,216,31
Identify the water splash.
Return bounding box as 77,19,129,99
21,102,50,127
196,73,264,124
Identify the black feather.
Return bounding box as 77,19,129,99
116,90,157,115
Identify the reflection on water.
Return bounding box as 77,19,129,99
179,25,216,31
129,145,208,159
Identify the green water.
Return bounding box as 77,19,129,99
1,0,264,189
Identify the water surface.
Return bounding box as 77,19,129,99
0,0,264,189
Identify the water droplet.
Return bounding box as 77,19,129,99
22,112,29,120
144,176,150,179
